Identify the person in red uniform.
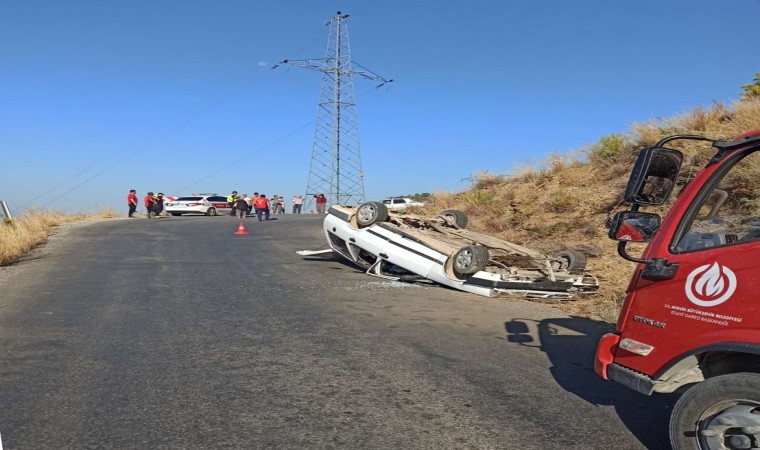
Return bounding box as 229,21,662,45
254,194,270,222
144,192,157,218
250,192,259,215
314,193,327,214
127,189,138,217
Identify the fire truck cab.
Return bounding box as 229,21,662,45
596,130,760,450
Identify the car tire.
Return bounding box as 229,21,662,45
356,202,389,228
670,373,760,450
170,213,181,216
551,250,587,273
439,209,468,228
206,207,217,216
452,245,489,278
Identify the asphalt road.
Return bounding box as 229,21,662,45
0,214,674,449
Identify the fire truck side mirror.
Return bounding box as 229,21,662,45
624,147,683,206
608,211,661,243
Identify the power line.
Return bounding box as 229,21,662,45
34,78,257,209
169,120,314,195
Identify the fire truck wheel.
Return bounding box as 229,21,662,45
452,245,489,278
670,373,760,450
439,210,468,228
356,202,389,228
551,250,587,273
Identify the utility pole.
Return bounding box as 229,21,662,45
274,11,392,210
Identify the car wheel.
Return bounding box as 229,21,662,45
550,250,587,273
170,213,181,216
452,245,489,278
356,202,389,228
670,373,760,450
439,209,468,228
206,207,217,216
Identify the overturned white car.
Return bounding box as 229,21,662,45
301,202,599,299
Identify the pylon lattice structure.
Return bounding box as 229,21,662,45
274,12,392,210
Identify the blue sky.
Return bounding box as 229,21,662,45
1,0,758,213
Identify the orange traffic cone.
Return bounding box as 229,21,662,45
235,222,248,235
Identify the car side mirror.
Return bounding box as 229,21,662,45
624,147,683,205
609,211,661,243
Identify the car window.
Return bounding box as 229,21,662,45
382,200,391,204
176,197,202,201
397,199,407,204
208,196,227,202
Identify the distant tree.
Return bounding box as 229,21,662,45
407,193,431,202
740,72,760,101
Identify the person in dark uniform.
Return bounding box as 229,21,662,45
154,192,165,216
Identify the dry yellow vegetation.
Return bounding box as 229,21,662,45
0,208,120,266
423,99,760,322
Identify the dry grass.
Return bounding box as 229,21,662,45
0,207,119,266
424,100,760,322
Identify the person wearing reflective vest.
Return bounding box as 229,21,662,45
254,194,270,222
227,191,238,216
153,192,165,216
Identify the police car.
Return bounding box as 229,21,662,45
164,194,232,216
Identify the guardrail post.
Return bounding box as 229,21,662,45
1,201,13,222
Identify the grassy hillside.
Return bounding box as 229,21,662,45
0,209,120,266
423,100,760,321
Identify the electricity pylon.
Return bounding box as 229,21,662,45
274,11,392,209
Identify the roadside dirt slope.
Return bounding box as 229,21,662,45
423,100,760,321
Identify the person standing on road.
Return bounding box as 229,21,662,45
227,191,238,216
314,193,327,214
277,196,285,214
271,195,280,215
240,194,251,215
154,193,165,217
292,195,303,214
234,196,248,219
127,189,138,217
251,192,259,215
254,194,270,221
144,192,157,218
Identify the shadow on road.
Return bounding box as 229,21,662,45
505,316,674,450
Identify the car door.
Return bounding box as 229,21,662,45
208,196,231,212
371,226,446,278
615,149,760,373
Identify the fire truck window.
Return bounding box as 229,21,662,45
674,151,760,252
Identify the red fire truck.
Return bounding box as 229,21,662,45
596,129,760,450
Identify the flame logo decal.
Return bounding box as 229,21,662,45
685,262,737,307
